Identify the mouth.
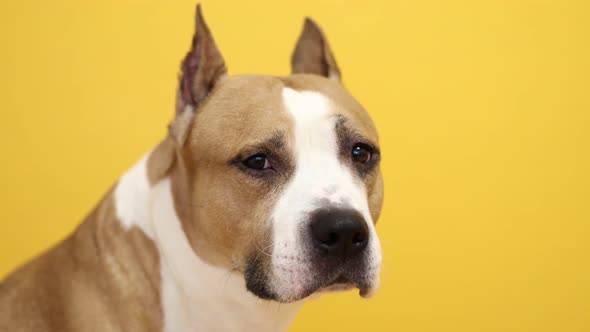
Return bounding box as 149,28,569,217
316,272,377,297
244,246,380,302
290,270,375,302
317,275,356,293
246,261,375,302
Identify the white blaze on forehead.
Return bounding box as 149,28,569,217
279,88,363,205
270,88,381,299
277,87,374,221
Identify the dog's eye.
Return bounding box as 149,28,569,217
351,143,373,164
243,154,271,170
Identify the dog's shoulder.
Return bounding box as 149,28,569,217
0,195,162,332
0,238,80,331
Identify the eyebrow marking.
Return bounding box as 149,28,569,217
267,131,286,151
233,131,287,158
335,116,380,153
334,115,380,178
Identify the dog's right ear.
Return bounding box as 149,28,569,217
171,4,227,144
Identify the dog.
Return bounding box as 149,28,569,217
0,4,383,331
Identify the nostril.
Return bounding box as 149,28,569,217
352,232,366,245
316,232,339,247
326,232,339,246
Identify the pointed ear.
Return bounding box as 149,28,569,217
172,4,227,144
291,18,341,81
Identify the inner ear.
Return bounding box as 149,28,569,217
171,4,227,144
291,18,341,81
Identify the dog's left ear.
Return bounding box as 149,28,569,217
171,4,227,144
291,18,341,81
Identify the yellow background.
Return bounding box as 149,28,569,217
1,0,589,331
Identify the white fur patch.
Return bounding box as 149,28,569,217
269,88,382,300
113,152,154,238
114,154,302,331
150,178,303,332
110,87,382,326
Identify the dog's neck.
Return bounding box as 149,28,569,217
113,149,303,331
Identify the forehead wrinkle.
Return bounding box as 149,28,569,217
237,131,287,155
335,115,380,151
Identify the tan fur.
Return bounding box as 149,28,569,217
147,137,176,185
0,5,383,330
0,191,162,332
0,75,383,327
163,74,383,273
172,75,297,269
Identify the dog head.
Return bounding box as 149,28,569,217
167,5,383,303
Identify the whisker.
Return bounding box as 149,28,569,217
255,243,273,257
251,242,274,265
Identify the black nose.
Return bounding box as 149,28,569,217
310,209,369,259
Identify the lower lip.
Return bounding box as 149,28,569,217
319,282,356,292
333,276,349,283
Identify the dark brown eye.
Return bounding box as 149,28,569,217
351,143,373,164
242,154,271,170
